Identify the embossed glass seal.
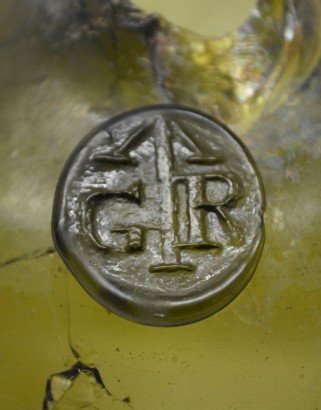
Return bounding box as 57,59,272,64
52,105,265,326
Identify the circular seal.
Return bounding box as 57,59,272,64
52,105,265,326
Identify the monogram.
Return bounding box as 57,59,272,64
53,106,265,325
82,116,243,273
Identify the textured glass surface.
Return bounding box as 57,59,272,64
0,0,321,408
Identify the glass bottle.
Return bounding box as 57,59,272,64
0,0,320,408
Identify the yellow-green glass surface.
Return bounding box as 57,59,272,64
0,0,321,408
135,0,256,36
